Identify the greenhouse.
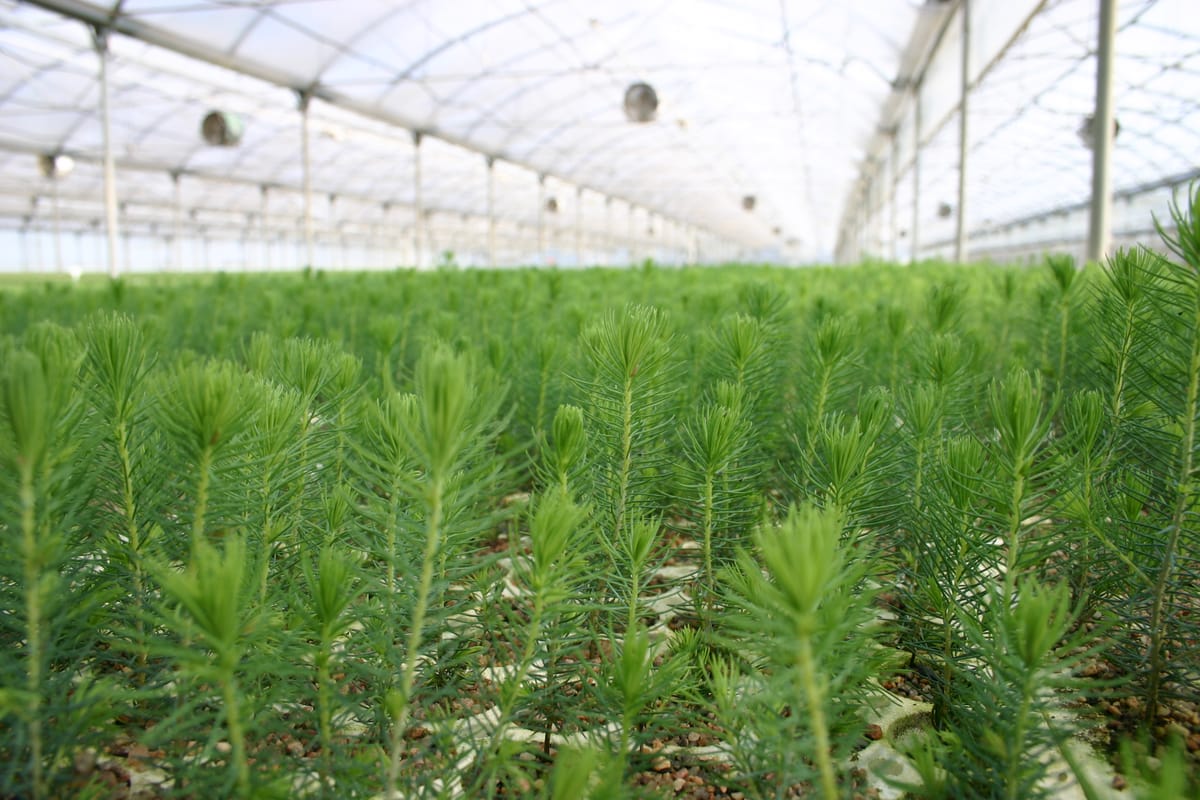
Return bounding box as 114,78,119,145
2,1,1200,799
0,0,1194,272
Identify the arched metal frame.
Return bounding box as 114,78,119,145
0,1,1194,273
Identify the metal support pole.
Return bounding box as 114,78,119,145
890,131,900,262
242,214,252,271
120,204,130,272
171,172,183,271
412,131,423,268
627,203,636,265
1087,0,1117,263
94,28,120,277
486,156,496,267
51,177,63,273
19,222,29,272
575,186,583,267
911,82,923,265
381,203,393,269
605,196,614,264
298,90,314,268
328,194,338,269
260,185,270,270
955,0,971,264
536,174,546,265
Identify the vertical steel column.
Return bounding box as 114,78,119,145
19,222,29,272
890,130,900,262
486,156,496,267
93,28,120,277
260,185,270,271
328,194,338,269
171,171,183,271
575,186,583,267
51,175,63,273
381,202,392,269
536,174,546,264
627,202,636,265
911,81,923,264
955,0,971,264
241,214,252,271
1087,0,1117,262
298,91,314,268
605,196,614,263
120,204,130,272
412,131,423,268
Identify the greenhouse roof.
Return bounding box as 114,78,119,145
0,0,1197,270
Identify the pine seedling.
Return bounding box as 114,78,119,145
943,580,1112,800
1118,736,1195,799
155,358,257,553
902,381,942,515
542,746,625,800
809,386,893,520
378,342,508,800
1055,389,1151,609
532,334,561,439
577,304,675,542
1133,185,1200,725
597,516,662,635
884,304,910,393
151,534,262,798
1092,247,1159,424
356,389,419,651
679,383,758,621
598,622,689,774
904,434,995,727
467,489,590,795
925,280,964,335
1045,253,1084,395
710,312,784,454
246,385,308,607
0,331,108,800
247,335,363,530
80,312,159,677
722,504,881,799
539,403,587,497
986,368,1053,603
298,544,364,797
795,315,859,492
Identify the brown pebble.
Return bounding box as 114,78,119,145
652,756,672,772
1112,774,1127,790
673,777,686,791
865,723,884,740
74,748,97,774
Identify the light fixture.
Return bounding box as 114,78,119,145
201,110,245,147
623,82,658,123
38,153,74,179
1077,115,1120,150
